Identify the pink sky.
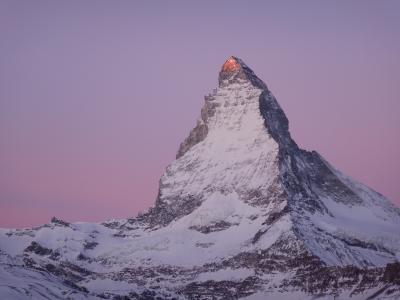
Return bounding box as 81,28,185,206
1,1,399,228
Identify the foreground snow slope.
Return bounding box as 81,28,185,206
1,56,399,299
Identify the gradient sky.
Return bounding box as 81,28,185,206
1,1,399,228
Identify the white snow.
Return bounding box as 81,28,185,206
295,158,400,267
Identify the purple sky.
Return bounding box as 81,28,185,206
1,1,399,228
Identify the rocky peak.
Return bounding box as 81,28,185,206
218,56,268,90
148,57,297,227
148,56,399,271
220,56,241,74
176,56,293,159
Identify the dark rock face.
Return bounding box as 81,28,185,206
176,94,219,159
51,216,70,227
176,120,208,160
258,90,293,149
383,262,400,284
189,220,238,234
145,193,203,228
84,241,99,250
182,276,261,299
24,241,53,256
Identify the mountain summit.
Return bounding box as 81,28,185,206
218,56,267,89
1,57,400,299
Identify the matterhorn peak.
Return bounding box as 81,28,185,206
149,56,400,268
1,57,400,300
221,56,241,73
218,56,268,90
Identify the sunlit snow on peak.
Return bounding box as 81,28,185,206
221,56,241,73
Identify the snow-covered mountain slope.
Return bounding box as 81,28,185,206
145,56,400,268
1,56,399,299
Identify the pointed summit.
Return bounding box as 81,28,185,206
175,56,293,160
220,56,241,74
218,56,268,90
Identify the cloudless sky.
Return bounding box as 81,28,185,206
1,1,399,228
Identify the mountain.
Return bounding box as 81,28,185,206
1,56,400,300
